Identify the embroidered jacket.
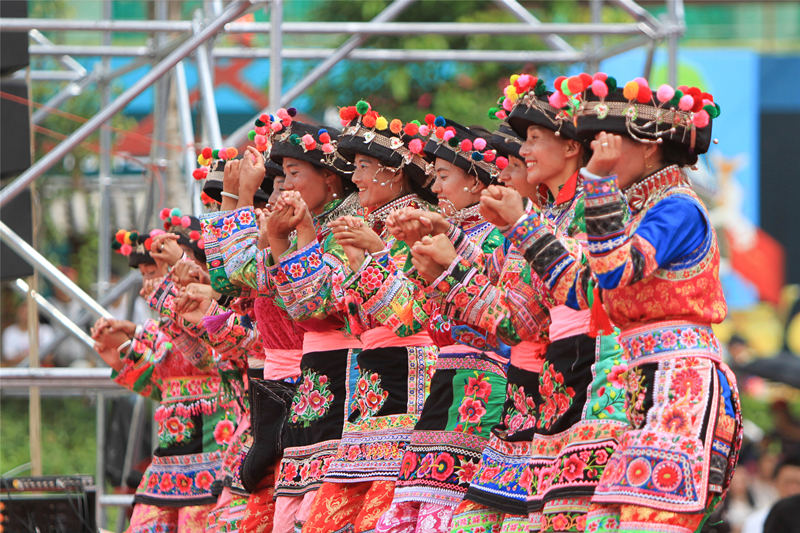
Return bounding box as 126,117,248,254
505,165,727,329
273,194,432,337
200,193,361,297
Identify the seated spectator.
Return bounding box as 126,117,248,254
1,302,55,367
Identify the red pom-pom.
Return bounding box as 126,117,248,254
196,240,205,250
339,106,357,121
460,139,473,152
593,72,608,81
362,114,377,128
409,138,423,154
189,230,200,241
636,85,652,103
281,117,292,127
403,123,419,136
218,148,229,160
259,113,270,124
435,126,445,139
192,168,207,181
554,76,567,92
496,156,508,170
201,147,212,159
144,237,153,251
425,113,435,126
159,208,170,220
483,150,495,162
579,72,593,89
567,76,583,95
170,215,181,226
255,126,268,136
318,131,331,144
115,229,126,244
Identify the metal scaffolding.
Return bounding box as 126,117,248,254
0,0,684,528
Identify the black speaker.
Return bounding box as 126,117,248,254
0,187,34,281
0,77,32,179
0,0,29,76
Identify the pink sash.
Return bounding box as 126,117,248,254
549,306,591,342
302,329,362,354
510,340,547,373
262,348,303,381
360,326,433,350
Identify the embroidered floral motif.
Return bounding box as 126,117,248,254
157,415,195,447
538,362,575,430
213,418,235,445
353,370,389,419
289,369,335,427
625,365,648,429
454,371,494,434
504,382,537,432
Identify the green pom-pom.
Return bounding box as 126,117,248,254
111,241,121,250
212,149,220,159
170,208,181,217
411,120,421,126
254,119,264,127
714,102,721,117
448,138,458,147
355,100,370,115
247,130,256,141
703,104,718,119
488,107,499,119
606,77,617,91
289,133,301,145
669,90,683,108
534,79,547,96
129,231,139,242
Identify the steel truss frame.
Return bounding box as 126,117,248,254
0,0,684,528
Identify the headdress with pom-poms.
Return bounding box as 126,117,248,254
569,72,720,154
112,228,163,267
421,115,499,185
503,73,581,141
158,207,206,262
336,99,434,203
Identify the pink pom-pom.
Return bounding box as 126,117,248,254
593,72,608,81
340,119,350,127
679,94,694,111
255,126,268,136
271,122,283,132
656,84,675,103
150,229,165,237
254,134,267,146
159,208,170,220
120,244,132,256
302,133,315,146
495,156,508,170
634,76,649,88
473,138,486,151
502,97,514,111
281,117,292,127
322,143,334,153
196,240,205,250
443,130,455,142
181,215,191,227
517,74,532,89
548,91,568,108
591,80,608,98
692,110,710,128
409,138,423,154
496,110,508,120
276,108,289,119
419,125,430,136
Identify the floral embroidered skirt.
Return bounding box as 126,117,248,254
526,333,629,530
324,345,438,482
384,350,506,522
135,449,223,507
461,363,541,516
587,322,742,532
276,348,359,497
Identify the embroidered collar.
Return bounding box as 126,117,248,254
535,170,580,208
314,192,361,238
366,193,421,232
447,202,484,230
625,164,688,213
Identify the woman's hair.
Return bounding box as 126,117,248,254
660,140,699,167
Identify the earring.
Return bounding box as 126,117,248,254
332,192,338,198
463,186,470,192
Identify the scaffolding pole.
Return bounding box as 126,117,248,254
0,0,254,208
